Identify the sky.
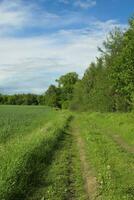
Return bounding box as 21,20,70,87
0,0,133,94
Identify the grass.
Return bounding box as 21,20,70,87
0,106,57,143
26,121,86,200
0,106,71,200
0,106,133,200
74,112,134,200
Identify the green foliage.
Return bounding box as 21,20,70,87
0,94,45,105
131,92,134,111
71,18,134,112
69,80,85,110
56,72,79,108
43,72,79,109
70,59,114,112
45,85,61,108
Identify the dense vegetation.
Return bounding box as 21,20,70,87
70,22,134,112
67,18,134,112
1,17,134,112
0,94,45,105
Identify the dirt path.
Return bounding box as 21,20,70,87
71,121,98,200
26,117,99,200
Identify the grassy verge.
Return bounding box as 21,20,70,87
0,106,71,200
75,112,134,200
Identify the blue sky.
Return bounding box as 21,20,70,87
0,0,133,94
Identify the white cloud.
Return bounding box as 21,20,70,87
0,0,66,35
0,0,127,94
74,0,96,9
0,0,95,36
59,0,96,9
0,19,126,94
0,0,30,32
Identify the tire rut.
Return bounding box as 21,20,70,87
112,134,134,154
70,121,99,200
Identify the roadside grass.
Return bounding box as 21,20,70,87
0,106,71,200
75,112,134,200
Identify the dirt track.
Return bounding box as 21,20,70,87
71,121,98,200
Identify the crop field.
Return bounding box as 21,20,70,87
0,106,133,200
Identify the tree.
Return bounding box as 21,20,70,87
56,72,79,108
100,21,134,111
45,85,61,108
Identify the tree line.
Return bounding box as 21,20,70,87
0,94,45,105
0,17,134,112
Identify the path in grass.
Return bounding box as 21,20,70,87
27,113,133,200
26,117,87,200
71,123,98,200
26,117,99,200
10,112,133,200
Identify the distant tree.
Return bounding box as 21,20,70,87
0,94,40,105
37,95,45,105
56,72,79,108
45,85,61,108
7,95,16,105
69,80,85,110
23,94,38,105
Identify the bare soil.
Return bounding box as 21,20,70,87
71,122,99,200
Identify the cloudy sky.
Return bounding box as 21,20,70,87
0,0,133,94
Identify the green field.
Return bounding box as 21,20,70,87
0,106,133,200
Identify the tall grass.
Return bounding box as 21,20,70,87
0,106,71,200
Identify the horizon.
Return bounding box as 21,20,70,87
0,0,133,94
